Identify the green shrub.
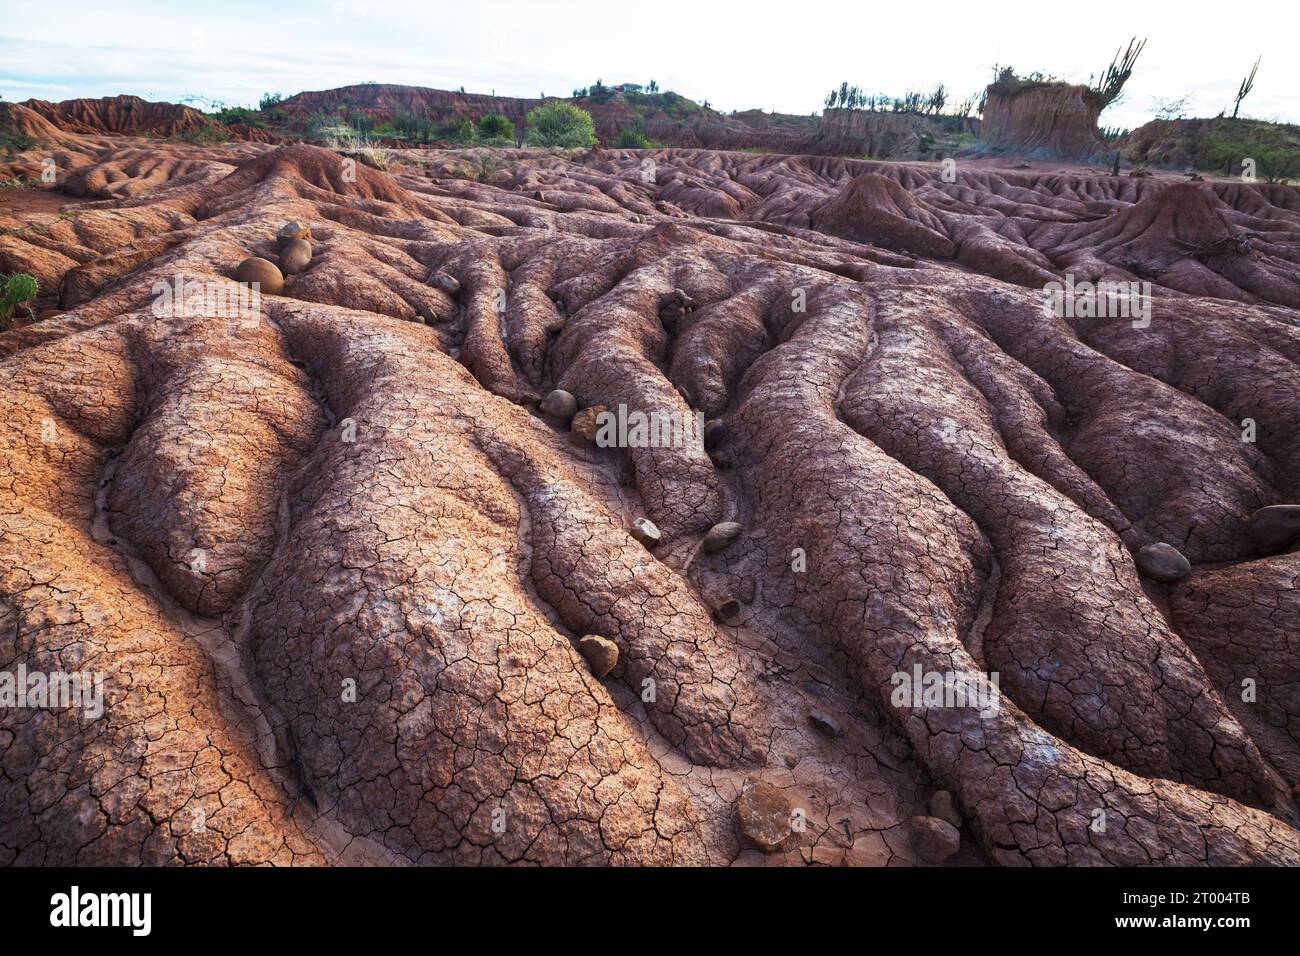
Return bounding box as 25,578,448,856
1201,120,1300,182
477,113,516,144
179,125,229,145
0,273,39,331
390,109,438,143
442,117,477,144
615,127,651,149
209,105,264,127
0,131,38,154
525,102,597,148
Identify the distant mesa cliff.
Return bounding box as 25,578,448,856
6,95,276,142
813,108,978,159
974,79,1110,161
18,95,212,137
279,84,817,152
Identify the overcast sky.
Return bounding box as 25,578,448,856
3,1,1296,131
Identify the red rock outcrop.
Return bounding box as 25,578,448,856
977,81,1110,161
19,95,215,137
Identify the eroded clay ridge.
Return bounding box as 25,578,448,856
1,134,1298,866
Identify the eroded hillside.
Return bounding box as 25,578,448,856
1,130,1298,866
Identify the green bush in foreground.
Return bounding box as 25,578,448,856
477,113,516,144
525,102,597,148
615,126,651,149
0,273,39,330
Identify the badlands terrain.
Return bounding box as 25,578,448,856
1,105,1299,867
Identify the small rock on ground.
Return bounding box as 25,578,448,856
577,635,619,678
910,815,960,863
1135,542,1191,582
703,521,743,553
736,779,792,852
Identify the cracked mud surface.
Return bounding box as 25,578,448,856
1,137,1299,865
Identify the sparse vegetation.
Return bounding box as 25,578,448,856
179,125,229,145
1202,119,1300,183
477,113,516,144
0,131,38,154
615,126,652,149
822,81,973,120
525,101,597,148
1230,57,1261,119
0,273,39,331
1152,94,1194,121
208,104,264,127
1088,37,1146,109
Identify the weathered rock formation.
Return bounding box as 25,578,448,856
813,108,976,159
977,80,1110,161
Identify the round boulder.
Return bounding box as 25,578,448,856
910,815,960,864
1248,505,1300,554
1135,542,1191,582
735,779,792,852
234,257,284,296
278,238,312,276
540,389,578,421
577,635,619,678
703,521,743,553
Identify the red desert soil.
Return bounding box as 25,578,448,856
0,125,1298,866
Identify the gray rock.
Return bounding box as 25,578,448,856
540,389,578,421
703,419,726,450
703,521,743,553
1248,505,1300,554
808,710,842,737
1135,542,1191,582
929,790,961,829
735,779,792,852
629,516,661,548
658,288,697,328
276,220,311,249
278,238,312,276
712,597,743,624
910,815,960,863
577,635,619,678
430,270,461,298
